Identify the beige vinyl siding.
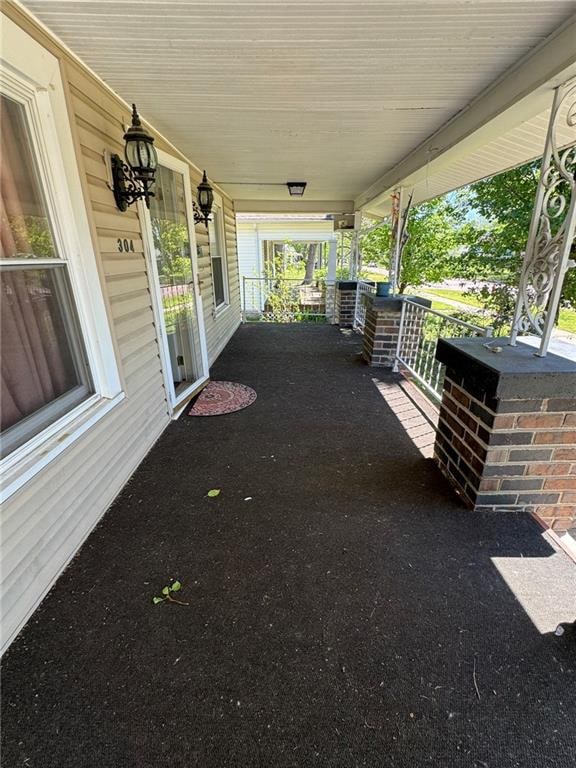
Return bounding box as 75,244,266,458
187,177,242,365
1,3,240,650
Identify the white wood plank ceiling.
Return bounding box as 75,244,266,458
364,108,576,217
20,1,576,207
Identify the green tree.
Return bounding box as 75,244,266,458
7,215,55,258
152,219,191,286
360,198,465,291
460,159,575,306
361,222,391,268
262,253,300,321
397,197,464,293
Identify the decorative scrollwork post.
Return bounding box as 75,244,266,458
510,79,576,356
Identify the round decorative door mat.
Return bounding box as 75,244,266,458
188,381,257,417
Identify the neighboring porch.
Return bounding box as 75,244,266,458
2,324,575,767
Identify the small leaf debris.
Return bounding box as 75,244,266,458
207,489,221,498
152,580,189,606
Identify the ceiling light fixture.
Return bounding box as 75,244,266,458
286,181,307,197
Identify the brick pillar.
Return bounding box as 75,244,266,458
434,337,576,531
335,281,358,326
325,281,336,323
362,295,431,368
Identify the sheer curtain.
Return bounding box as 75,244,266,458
1,94,88,447
1,270,77,431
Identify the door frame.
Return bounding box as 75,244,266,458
140,150,209,416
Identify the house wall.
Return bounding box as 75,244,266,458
1,3,241,651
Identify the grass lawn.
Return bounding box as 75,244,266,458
414,296,456,312
428,300,459,312
360,277,454,312
421,286,576,335
558,307,576,334
419,287,484,308
362,271,388,284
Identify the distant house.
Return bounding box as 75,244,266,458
236,214,338,314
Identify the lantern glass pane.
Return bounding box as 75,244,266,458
148,142,158,171
125,139,139,170
125,138,157,172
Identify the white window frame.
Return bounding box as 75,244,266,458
207,192,230,315
0,18,123,502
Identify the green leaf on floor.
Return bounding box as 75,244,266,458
152,596,164,604
207,489,221,497
171,580,181,592
162,586,170,595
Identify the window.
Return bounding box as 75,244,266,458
0,95,95,457
208,197,229,310
1,17,122,497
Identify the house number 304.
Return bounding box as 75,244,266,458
117,238,135,253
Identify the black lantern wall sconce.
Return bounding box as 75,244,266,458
193,171,214,227
111,104,158,211
110,103,215,226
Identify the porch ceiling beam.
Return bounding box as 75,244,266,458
234,199,355,214
356,14,576,212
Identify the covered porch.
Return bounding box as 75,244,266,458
2,324,575,766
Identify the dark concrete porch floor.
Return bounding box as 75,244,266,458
2,324,576,768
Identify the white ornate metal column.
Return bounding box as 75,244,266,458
388,188,413,294
388,188,403,293
511,78,576,356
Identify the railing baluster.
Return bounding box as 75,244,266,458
393,298,488,403
242,277,332,323
353,280,376,333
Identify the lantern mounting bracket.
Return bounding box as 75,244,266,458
110,153,155,212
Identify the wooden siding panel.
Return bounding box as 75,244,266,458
192,200,241,366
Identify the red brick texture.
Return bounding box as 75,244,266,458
362,306,402,367
434,375,576,531
335,287,357,327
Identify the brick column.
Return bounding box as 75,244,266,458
335,281,358,327
434,337,576,531
362,295,431,368
325,281,336,323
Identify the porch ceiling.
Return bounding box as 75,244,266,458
19,0,576,210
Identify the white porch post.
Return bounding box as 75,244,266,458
327,239,338,282
349,211,363,279
510,78,576,356
325,238,338,322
